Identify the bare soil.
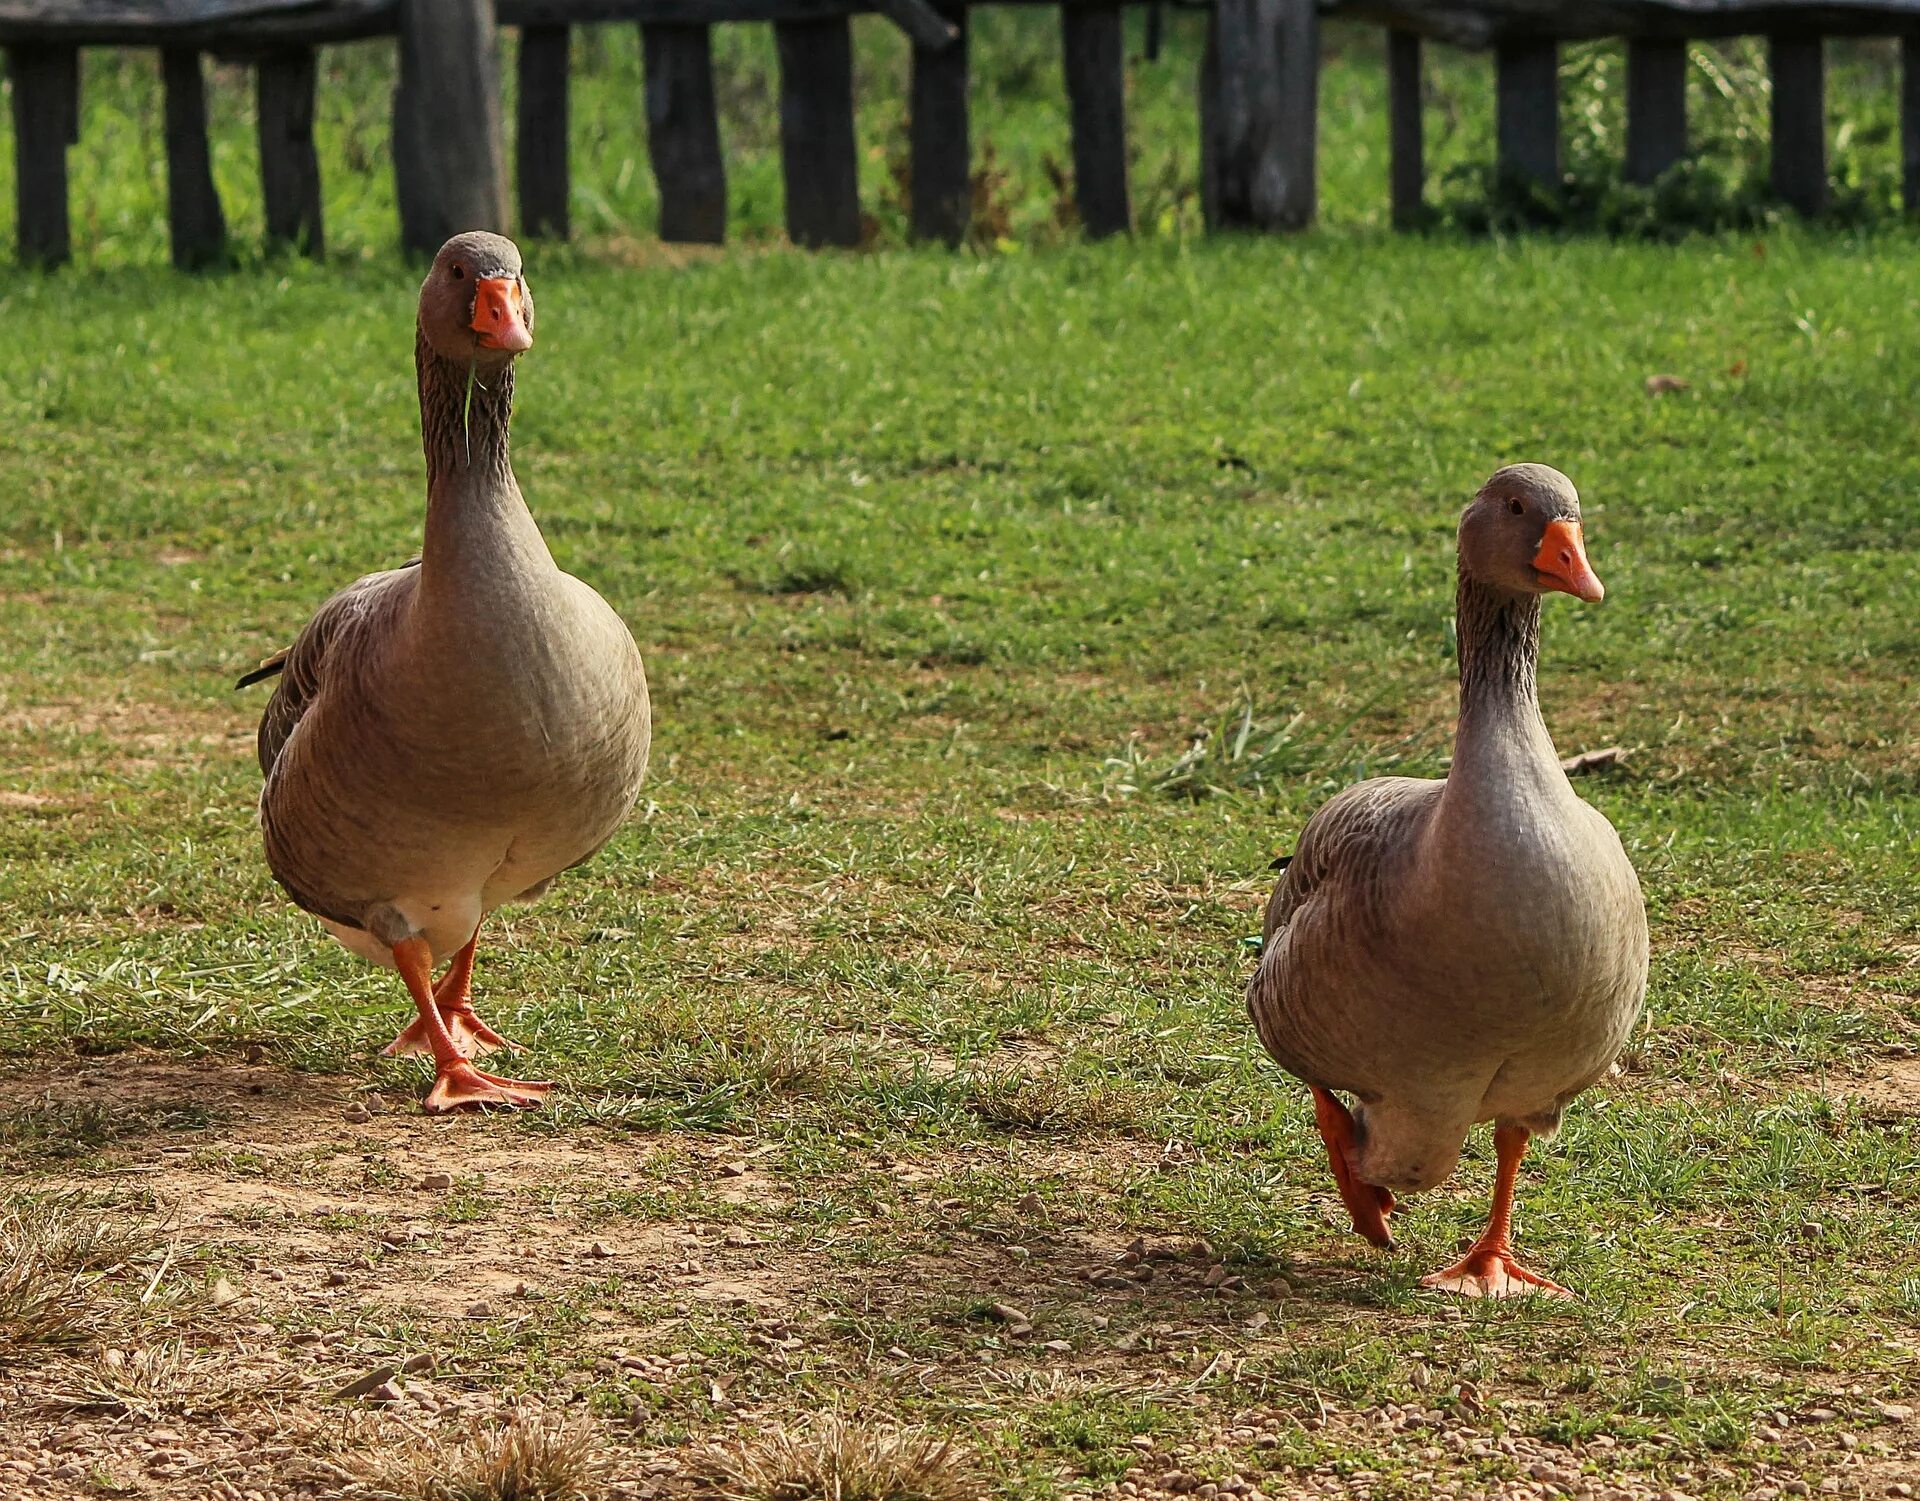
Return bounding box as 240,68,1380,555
2,1058,1915,1501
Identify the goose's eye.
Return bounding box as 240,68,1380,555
1508,499,1524,516
450,264,466,281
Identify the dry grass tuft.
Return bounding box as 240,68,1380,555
40,1339,266,1418
0,1253,98,1350
701,1413,982,1501
0,1189,169,1272
360,1414,605,1501
0,1093,216,1162
959,1067,1138,1135
0,1190,172,1354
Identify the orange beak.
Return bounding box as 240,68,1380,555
1532,519,1604,602
471,276,532,353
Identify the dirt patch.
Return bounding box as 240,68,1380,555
582,232,733,272
0,1057,1907,1501
0,788,68,809
0,1057,692,1299
1837,1054,1920,1118
0,697,251,778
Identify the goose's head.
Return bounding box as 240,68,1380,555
1458,463,1604,603
418,231,534,367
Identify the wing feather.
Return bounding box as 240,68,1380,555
241,560,418,778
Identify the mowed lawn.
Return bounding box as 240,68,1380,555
1,230,1918,1499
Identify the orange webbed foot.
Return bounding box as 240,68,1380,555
384,1010,442,1058
383,936,520,1058
422,1061,552,1113
1420,1122,1567,1297
385,1004,522,1059
1420,1242,1571,1299
1310,1086,1395,1249
384,1013,522,1059
442,1002,521,1055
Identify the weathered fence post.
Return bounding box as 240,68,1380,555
1769,33,1826,215
517,24,571,239
161,48,227,269
394,0,508,255
257,48,324,256
1495,38,1559,189
1387,28,1422,227
1625,37,1687,184
1062,1,1130,236
7,43,79,268
1202,0,1318,232
909,1,970,244
1904,32,1920,216
775,18,862,248
642,24,727,244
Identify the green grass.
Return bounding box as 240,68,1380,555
3,35,1920,1493
4,226,1917,1493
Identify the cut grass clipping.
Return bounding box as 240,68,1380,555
700,1413,981,1501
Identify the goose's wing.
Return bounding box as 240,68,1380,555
238,559,419,777
1260,776,1439,943
1248,776,1442,1085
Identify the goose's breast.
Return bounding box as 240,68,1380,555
1446,820,1649,1113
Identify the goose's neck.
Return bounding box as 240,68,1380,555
414,331,552,589
1447,568,1561,790
418,330,515,492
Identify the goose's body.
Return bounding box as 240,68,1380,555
1248,464,1647,1295
246,233,650,1111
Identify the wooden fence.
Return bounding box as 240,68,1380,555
4,0,1920,268
1363,2,1920,225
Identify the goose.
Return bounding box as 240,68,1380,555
239,231,652,1113
1246,464,1647,1296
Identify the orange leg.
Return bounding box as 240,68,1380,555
390,937,550,1113
383,935,521,1059
1421,1122,1570,1298
1311,1086,1396,1249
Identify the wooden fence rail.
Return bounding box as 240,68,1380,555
5,0,1920,268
